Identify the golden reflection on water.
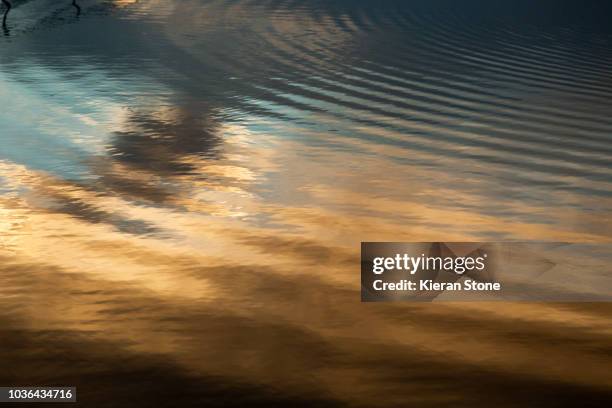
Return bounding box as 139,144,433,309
1,0,612,406
2,118,612,405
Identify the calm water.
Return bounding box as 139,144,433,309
1,0,611,406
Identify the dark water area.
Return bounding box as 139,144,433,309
1,1,611,406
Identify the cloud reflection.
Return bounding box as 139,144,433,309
0,0,611,407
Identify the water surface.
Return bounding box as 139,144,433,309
1,0,611,406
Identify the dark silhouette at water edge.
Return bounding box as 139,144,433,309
1,0,11,29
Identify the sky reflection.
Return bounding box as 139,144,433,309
1,0,611,407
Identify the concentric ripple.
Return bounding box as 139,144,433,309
135,0,612,205
1,1,611,407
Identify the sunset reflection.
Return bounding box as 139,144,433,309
1,0,611,406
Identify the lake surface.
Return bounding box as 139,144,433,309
1,0,611,406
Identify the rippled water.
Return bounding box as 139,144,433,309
1,0,611,406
